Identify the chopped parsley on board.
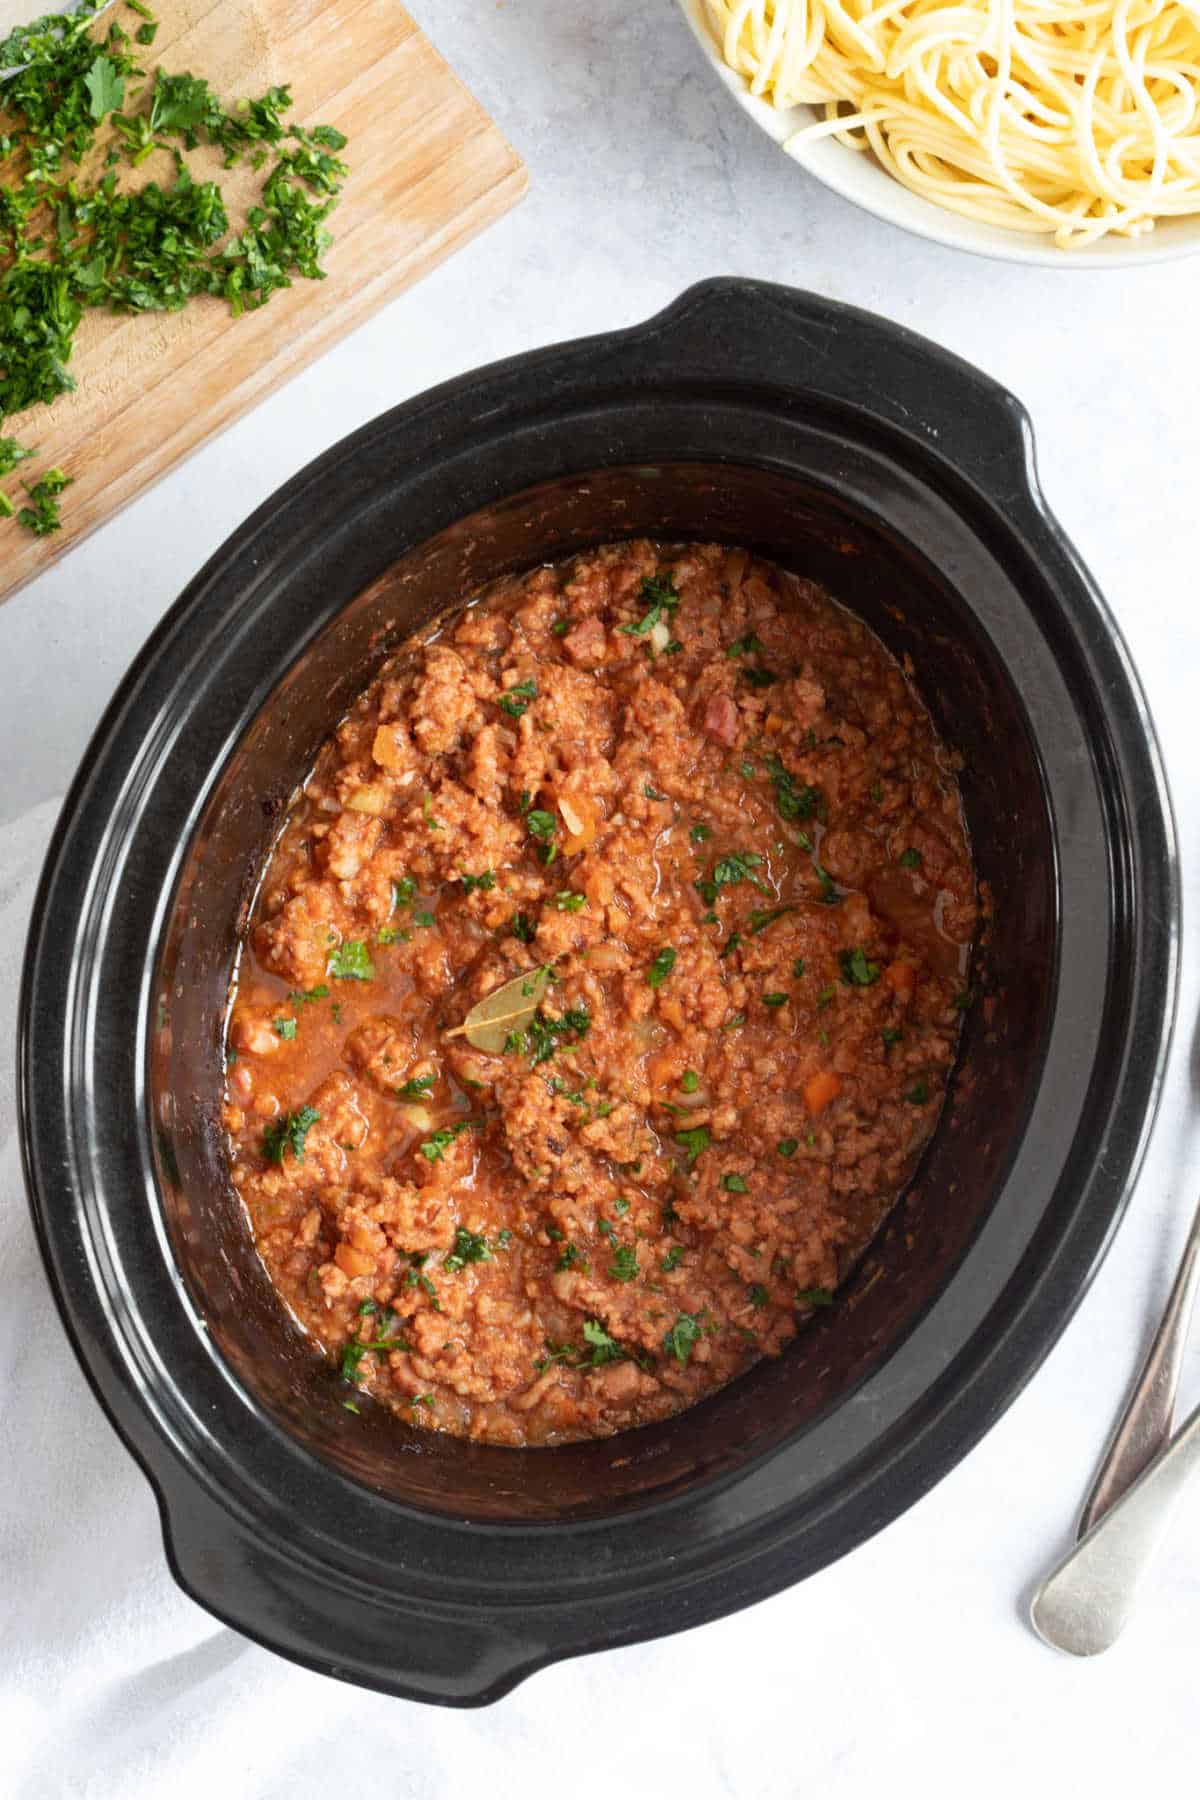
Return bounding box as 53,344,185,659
0,1,349,531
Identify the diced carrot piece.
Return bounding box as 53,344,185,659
804,1070,842,1115
372,724,408,773
883,961,917,1000
558,793,598,855
335,1241,376,1279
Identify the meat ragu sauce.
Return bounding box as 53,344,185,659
223,541,977,1446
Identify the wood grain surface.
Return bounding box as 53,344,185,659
0,0,527,601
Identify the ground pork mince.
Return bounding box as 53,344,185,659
222,540,978,1446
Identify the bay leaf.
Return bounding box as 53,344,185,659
445,965,552,1054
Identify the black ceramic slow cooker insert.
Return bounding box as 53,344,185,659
19,281,1178,1704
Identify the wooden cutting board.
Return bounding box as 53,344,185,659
0,0,527,602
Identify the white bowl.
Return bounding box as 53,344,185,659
677,0,1200,269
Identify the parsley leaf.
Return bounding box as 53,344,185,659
620,573,680,635
443,1227,494,1272
328,939,374,981
395,1073,435,1101
747,904,798,935
608,1245,639,1282
262,1105,319,1164
675,1125,711,1166
839,947,881,987
764,756,821,825
460,870,495,894
498,678,537,718
509,911,536,944
647,946,677,988
663,1312,702,1363
419,1120,476,1162
83,55,124,122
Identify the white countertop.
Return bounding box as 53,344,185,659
3,1,1199,1791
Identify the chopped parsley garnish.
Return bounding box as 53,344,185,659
741,759,756,779
899,847,923,869
551,618,570,636
695,849,769,903
526,809,558,863
555,1241,587,1273
18,467,72,536
816,984,836,1009
661,1245,684,1272
272,1017,297,1039
443,1227,494,1272
881,1026,903,1046
460,870,496,894
742,667,777,689
762,992,788,1008
777,1138,798,1157
413,910,435,929
410,1393,434,1408
719,933,741,959
690,823,711,843
722,1011,746,1031
747,905,798,935
675,1125,711,1166
261,1105,319,1164
377,926,408,945
792,958,806,979
721,1172,749,1193
554,890,587,912
644,782,667,800
422,793,442,831
727,633,765,658
905,1081,930,1105
839,947,881,987
395,1073,435,1101
612,1196,631,1217
509,911,536,944
328,939,374,981
393,877,416,907
609,1245,639,1283
798,1287,835,1308
681,1070,700,1093
814,864,842,905
663,1312,702,1363
764,756,821,825
647,946,677,988
509,1004,591,1068
748,1283,768,1308
498,678,537,718
620,573,680,635
419,1120,476,1162
533,1320,631,1372
870,782,884,803
596,1217,615,1241
288,983,329,1005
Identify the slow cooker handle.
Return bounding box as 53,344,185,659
158,1469,537,1705
619,278,1038,515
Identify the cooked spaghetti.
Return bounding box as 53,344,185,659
701,0,1200,247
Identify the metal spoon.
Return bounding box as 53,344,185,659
1078,1191,1200,1536
1030,1395,1200,1655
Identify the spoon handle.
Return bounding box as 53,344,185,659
1078,1194,1200,1536
1031,1398,1200,1655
